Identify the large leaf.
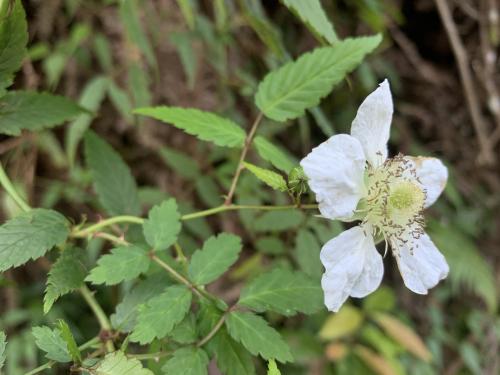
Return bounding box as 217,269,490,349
93,351,153,375
254,136,295,173
188,233,242,285
0,0,28,92
243,162,287,192
44,247,87,313
0,209,69,272
86,245,150,285
142,199,182,251
0,91,83,136
162,347,209,375
280,0,337,44
238,268,323,315
0,332,6,370
134,107,246,148
32,326,71,363
84,131,141,216
130,285,192,344
211,328,256,375
255,35,381,121
226,311,293,363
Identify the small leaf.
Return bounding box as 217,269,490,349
107,80,133,123
374,313,431,362
239,268,323,315
86,245,150,285
0,209,69,272
130,285,192,344
226,311,293,363
354,345,399,375
93,351,153,375
243,162,287,192
267,359,281,375
143,199,182,251
0,332,7,370
44,247,87,313
134,107,246,148
319,305,363,340
57,320,81,363
294,229,321,278
255,35,381,122
84,130,141,216
254,210,304,232
162,347,209,375
280,0,337,44
0,91,84,136
210,328,256,375
169,314,197,344
32,326,71,363
159,147,201,180
188,233,242,285
0,0,28,92
254,136,295,173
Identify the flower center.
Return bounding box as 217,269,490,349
359,155,426,255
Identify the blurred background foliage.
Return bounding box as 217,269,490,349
0,0,499,374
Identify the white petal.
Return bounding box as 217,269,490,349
350,79,393,167
407,156,448,208
300,134,366,220
320,226,382,311
395,233,449,294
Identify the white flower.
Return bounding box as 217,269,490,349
300,80,449,312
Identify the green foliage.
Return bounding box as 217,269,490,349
84,130,141,216
159,147,201,180
134,107,246,148
170,314,197,344
253,210,304,232
267,359,281,375
239,268,323,315
226,311,293,363
294,229,322,278
0,209,69,272
93,351,153,375
255,35,381,121
0,332,6,370
130,285,192,344
243,162,287,192
210,328,256,375
143,199,182,251
0,91,83,135
57,320,81,363
32,326,71,362
0,0,28,93
254,136,296,173
280,0,337,44
162,347,209,375
86,245,150,285
44,247,87,313
188,233,242,285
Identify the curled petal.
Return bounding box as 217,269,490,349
350,79,393,167
320,226,383,312
406,156,448,208
300,134,366,220
395,233,449,294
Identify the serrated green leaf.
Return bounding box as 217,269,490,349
94,351,153,375
130,285,192,344
239,268,323,315
169,314,197,344
280,0,337,44
0,0,28,93
159,147,201,180
44,247,87,313
86,245,150,285
134,107,246,148
188,233,242,285
254,136,295,173
32,326,71,363
111,273,170,332
0,91,83,136
0,331,6,370
267,359,281,375
243,162,287,192
162,347,209,375
294,229,322,278
211,328,256,375
143,199,182,251
84,130,141,216
0,208,69,272
255,35,381,121
226,311,293,363
65,76,109,166
253,210,304,232
57,320,81,363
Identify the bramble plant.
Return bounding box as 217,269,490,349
3,0,489,374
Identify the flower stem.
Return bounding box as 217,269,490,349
79,286,115,353
224,112,264,205
0,162,31,212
